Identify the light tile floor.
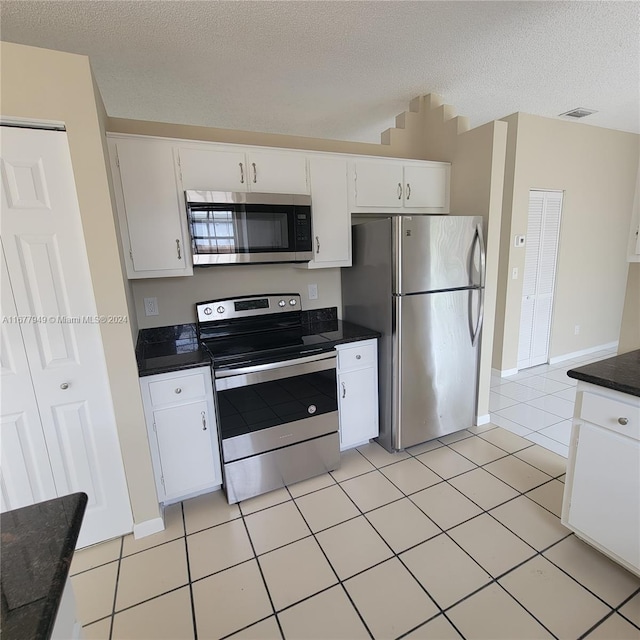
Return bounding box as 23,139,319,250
72,368,640,640
489,347,619,458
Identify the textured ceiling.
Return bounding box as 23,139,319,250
1,1,638,142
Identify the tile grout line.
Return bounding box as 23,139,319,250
107,535,124,640
180,502,199,640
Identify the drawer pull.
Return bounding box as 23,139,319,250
175,387,182,394
618,417,629,426
356,354,361,360
201,411,207,430
60,382,69,390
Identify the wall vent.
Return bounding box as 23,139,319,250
559,108,598,119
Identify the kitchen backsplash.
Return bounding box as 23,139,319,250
131,264,342,329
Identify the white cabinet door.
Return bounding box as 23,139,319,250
0,247,58,511
566,421,640,571
247,150,309,194
354,161,404,207
336,340,379,450
307,156,351,267
153,400,218,501
338,367,378,450
178,147,247,192
403,164,448,209
111,137,190,277
0,127,133,547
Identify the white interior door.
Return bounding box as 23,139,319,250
0,245,58,511
0,126,133,547
518,190,563,369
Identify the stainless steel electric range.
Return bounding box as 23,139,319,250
196,294,340,504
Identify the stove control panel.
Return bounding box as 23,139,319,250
196,294,302,323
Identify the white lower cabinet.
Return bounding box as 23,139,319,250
140,367,222,504
336,339,379,450
562,382,640,576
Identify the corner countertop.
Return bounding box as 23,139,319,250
136,308,380,377
567,349,640,397
1,492,88,640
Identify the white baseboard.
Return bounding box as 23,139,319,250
133,516,165,540
475,414,491,426
549,341,618,365
491,367,519,378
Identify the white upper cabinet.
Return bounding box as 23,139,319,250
352,159,450,213
109,137,192,279
306,155,351,268
177,144,309,195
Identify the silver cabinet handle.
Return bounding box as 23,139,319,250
176,239,181,260
397,183,402,199
60,382,69,390
175,387,182,394
341,381,346,398
239,162,244,184
201,411,207,430
316,236,320,254
252,162,257,183
406,183,411,200
356,354,361,360
618,417,629,425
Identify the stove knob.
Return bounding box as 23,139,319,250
216,306,225,314
289,299,297,306
278,300,286,307
203,307,212,316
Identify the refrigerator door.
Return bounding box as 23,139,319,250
394,288,479,449
396,215,483,294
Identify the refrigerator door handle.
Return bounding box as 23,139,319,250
471,223,486,288
471,223,486,347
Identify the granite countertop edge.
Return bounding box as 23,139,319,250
567,349,640,398
136,312,380,377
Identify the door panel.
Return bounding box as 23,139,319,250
396,290,477,449
0,247,57,511
403,165,448,209
1,127,132,547
397,216,482,294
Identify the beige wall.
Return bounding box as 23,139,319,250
450,120,508,417
618,263,640,353
134,266,342,329
494,113,639,372
0,42,160,526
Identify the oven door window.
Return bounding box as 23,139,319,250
216,369,337,439
189,204,293,255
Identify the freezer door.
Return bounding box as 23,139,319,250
395,288,480,449
396,216,483,294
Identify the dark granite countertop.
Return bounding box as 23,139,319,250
567,349,640,397
136,308,380,377
1,492,87,640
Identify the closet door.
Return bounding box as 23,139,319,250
0,126,133,547
518,190,563,369
0,246,58,510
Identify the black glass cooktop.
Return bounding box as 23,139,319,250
202,328,333,369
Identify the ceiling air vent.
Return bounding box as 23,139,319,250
559,108,598,119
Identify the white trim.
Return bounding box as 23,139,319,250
0,115,66,130
549,341,618,365
133,516,165,539
475,414,491,426
491,367,519,378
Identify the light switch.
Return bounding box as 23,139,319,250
514,235,526,247
512,268,518,280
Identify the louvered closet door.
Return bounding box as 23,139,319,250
518,190,563,369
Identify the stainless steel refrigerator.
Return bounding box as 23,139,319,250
342,215,485,452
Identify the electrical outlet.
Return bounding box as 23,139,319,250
144,297,159,316
308,283,318,300
574,325,580,335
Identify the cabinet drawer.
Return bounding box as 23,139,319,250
149,372,207,406
580,391,640,440
337,341,376,370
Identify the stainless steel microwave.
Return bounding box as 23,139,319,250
185,191,313,265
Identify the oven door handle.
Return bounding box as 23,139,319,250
215,351,336,390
